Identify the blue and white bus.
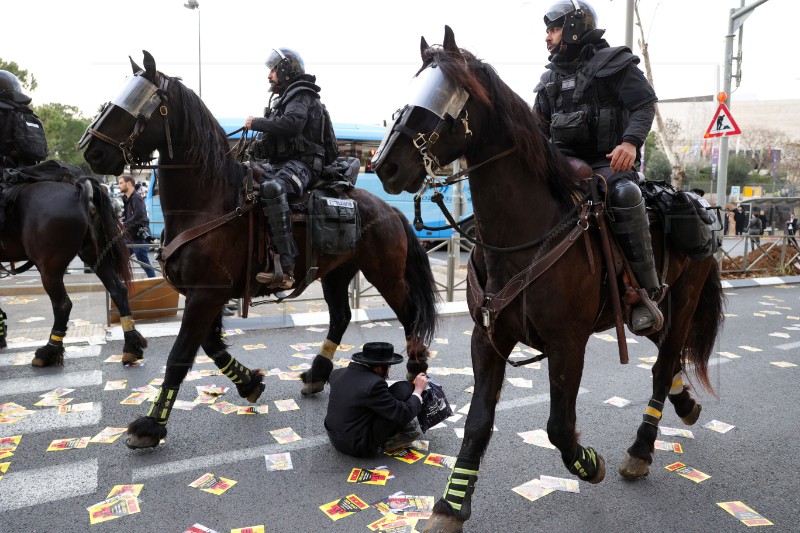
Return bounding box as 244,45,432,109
144,120,474,242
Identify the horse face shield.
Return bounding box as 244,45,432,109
372,64,468,174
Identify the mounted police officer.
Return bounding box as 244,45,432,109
0,70,47,169
533,1,662,333
246,48,328,290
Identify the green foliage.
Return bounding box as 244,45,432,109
643,144,672,182
34,103,91,170
0,58,37,92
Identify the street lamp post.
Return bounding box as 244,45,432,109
183,0,201,98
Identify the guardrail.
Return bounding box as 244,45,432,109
717,235,800,276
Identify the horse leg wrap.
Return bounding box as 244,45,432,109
564,445,602,480
643,398,664,427
146,387,179,425
120,315,136,333
47,329,66,348
319,339,338,360
669,373,684,395
211,351,252,385
442,459,479,521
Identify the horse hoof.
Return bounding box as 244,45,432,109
246,382,265,404
31,357,47,368
680,404,702,426
301,380,326,396
587,454,606,484
125,434,162,449
122,352,144,365
618,453,651,479
422,513,465,533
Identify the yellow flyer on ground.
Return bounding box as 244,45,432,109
278,371,302,381
90,427,127,444
717,501,773,527
242,343,266,350
40,387,75,398
0,461,11,480
188,473,237,495
104,354,124,363
0,404,26,415
0,435,21,452
194,354,214,364
58,402,94,414
87,492,141,524
347,468,390,485
512,478,554,502
104,380,127,391
264,452,293,471
237,405,269,415
274,399,299,412
385,448,424,464
34,396,72,407
231,526,265,533
47,437,90,451
665,462,711,483
367,514,418,531
198,369,221,377
193,395,218,405
270,427,301,444
424,453,456,469
385,495,435,519
208,401,237,414
0,451,12,461
107,484,144,498
120,392,151,405
319,493,369,521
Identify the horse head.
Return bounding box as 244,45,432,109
373,26,494,194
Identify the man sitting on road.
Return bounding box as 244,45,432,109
324,342,427,457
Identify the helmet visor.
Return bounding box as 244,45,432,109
110,75,161,120
406,64,468,120
264,49,285,71
544,0,578,24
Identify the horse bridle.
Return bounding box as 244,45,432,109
82,73,179,167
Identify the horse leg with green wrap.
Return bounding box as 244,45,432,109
423,328,509,533
203,314,265,403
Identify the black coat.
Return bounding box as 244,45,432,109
324,363,422,457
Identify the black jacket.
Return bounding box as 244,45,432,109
534,39,657,166
324,363,422,457
121,192,149,236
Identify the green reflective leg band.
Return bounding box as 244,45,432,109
47,330,66,347
643,398,664,427
147,387,178,425
211,352,252,385
564,445,601,480
442,463,479,513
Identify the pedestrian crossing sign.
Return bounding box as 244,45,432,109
704,103,742,138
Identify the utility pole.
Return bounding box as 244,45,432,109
714,0,770,207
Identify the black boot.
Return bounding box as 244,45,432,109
608,187,662,333
256,180,297,290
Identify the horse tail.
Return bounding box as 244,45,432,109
394,206,439,346
82,178,133,286
682,261,725,393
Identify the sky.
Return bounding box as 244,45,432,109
1,0,795,130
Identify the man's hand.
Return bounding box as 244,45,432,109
245,116,255,129
606,141,637,172
412,373,428,395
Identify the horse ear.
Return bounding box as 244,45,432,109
420,36,429,60
142,50,157,77
443,25,458,53
129,56,143,75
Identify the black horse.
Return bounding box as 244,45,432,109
81,51,438,448
0,165,147,365
372,27,725,532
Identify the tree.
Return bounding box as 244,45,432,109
34,103,92,170
741,127,788,172
780,139,800,194
0,58,37,92
634,1,689,190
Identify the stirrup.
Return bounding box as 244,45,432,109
256,270,295,290
628,288,664,335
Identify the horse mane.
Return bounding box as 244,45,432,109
163,74,242,195
423,47,577,208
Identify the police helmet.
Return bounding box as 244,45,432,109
544,0,599,44
0,70,32,105
265,48,305,84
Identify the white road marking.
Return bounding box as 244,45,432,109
132,434,329,481
775,340,800,351
495,387,588,412
0,370,103,397
0,459,99,512
0,403,103,437
0,346,101,367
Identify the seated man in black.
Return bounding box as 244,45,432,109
325,342,428,457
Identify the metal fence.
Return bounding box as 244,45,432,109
717,234,800,277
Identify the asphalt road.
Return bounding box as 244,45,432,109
0,284,798,533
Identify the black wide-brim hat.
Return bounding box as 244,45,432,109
352,342,404,366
